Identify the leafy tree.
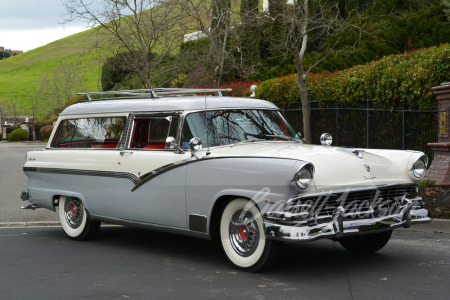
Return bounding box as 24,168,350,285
0,51,10,60
443,0,450,20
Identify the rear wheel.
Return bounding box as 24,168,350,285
58,196,100,240
339,230,392,253
220,198,279,272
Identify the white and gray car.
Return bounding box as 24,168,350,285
21,88,431,271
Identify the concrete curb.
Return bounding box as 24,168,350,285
398,219,450,234
0,221,61,228
0,219,449,232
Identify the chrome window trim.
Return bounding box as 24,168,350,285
125,112,182,151
49,114,129,150
179,108,300,150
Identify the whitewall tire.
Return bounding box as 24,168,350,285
58,196,100,240
220,198,279,272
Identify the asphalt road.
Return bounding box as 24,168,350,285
0,226,449,299
0,142,59,223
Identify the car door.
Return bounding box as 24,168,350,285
115,114,190,228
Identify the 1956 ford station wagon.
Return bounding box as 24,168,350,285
21,88,431,271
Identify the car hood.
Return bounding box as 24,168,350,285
202,142,417,192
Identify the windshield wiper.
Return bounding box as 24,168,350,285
265,135,301,142
235,138,266,144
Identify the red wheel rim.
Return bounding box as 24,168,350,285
239,226,248,240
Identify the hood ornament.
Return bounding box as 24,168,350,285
363,164,371,172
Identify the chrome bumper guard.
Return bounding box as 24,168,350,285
263,196,431,241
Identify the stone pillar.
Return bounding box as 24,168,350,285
423,82,450,185
1,126,6,140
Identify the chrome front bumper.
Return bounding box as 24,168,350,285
263,199,431,241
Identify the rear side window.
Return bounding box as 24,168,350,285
52,117,126,148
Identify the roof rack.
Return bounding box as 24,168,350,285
78,88,232,101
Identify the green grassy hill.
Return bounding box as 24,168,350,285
0,28,108,115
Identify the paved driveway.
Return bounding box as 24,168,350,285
0,226,449,299
0,142,58,223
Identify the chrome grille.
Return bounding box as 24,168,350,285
285,185,418,220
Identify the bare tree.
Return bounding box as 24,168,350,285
28,79,50,142
236,0,263,78
264,0,364,143
3,83,24,127
210,0,232,87
181,0,234,87
63,0,187,88
179,0,266,86
45,63,85,110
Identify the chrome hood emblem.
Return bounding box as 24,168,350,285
364,164,371,172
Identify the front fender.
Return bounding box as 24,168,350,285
185,156,311,234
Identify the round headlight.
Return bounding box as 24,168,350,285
188,137,202,155
412,156,428,179
320,133,333,146
294,166,313,190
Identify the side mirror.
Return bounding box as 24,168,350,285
188,137,202,156
165,136,184,154
165,136,177,148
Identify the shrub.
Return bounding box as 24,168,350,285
40,125,54,140
7,128,29,142
256,74,299,108
179,37,209,53
418,179,437,192
218,79,261,97
171,73,188,88
256,44,450,110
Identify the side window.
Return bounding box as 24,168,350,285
181,121,194,149
52,117,126,148
130,116,178,150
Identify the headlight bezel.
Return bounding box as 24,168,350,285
294,164,314,191
411,155,428,179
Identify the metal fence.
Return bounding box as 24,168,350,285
28,125,44,141
281,99,438,160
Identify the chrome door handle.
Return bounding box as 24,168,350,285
120,151,133,156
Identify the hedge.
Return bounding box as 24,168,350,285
255,44,449,110
40,125,53,140
219,79,260,97
7,128,29,142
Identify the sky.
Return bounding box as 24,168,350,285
0,0,86,52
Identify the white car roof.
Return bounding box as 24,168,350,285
60,96,279,116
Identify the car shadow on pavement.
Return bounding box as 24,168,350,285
60,225,404,277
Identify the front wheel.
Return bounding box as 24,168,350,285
58,196,100,240
339,230,392,254
220,199,279,272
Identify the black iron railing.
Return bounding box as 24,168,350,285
281,99,438,160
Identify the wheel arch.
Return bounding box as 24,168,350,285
209,194,257,242
51,192,88,211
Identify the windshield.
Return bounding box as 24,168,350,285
181,109,301,148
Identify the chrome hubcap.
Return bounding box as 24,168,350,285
64,198,83,229
229,209,259,257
